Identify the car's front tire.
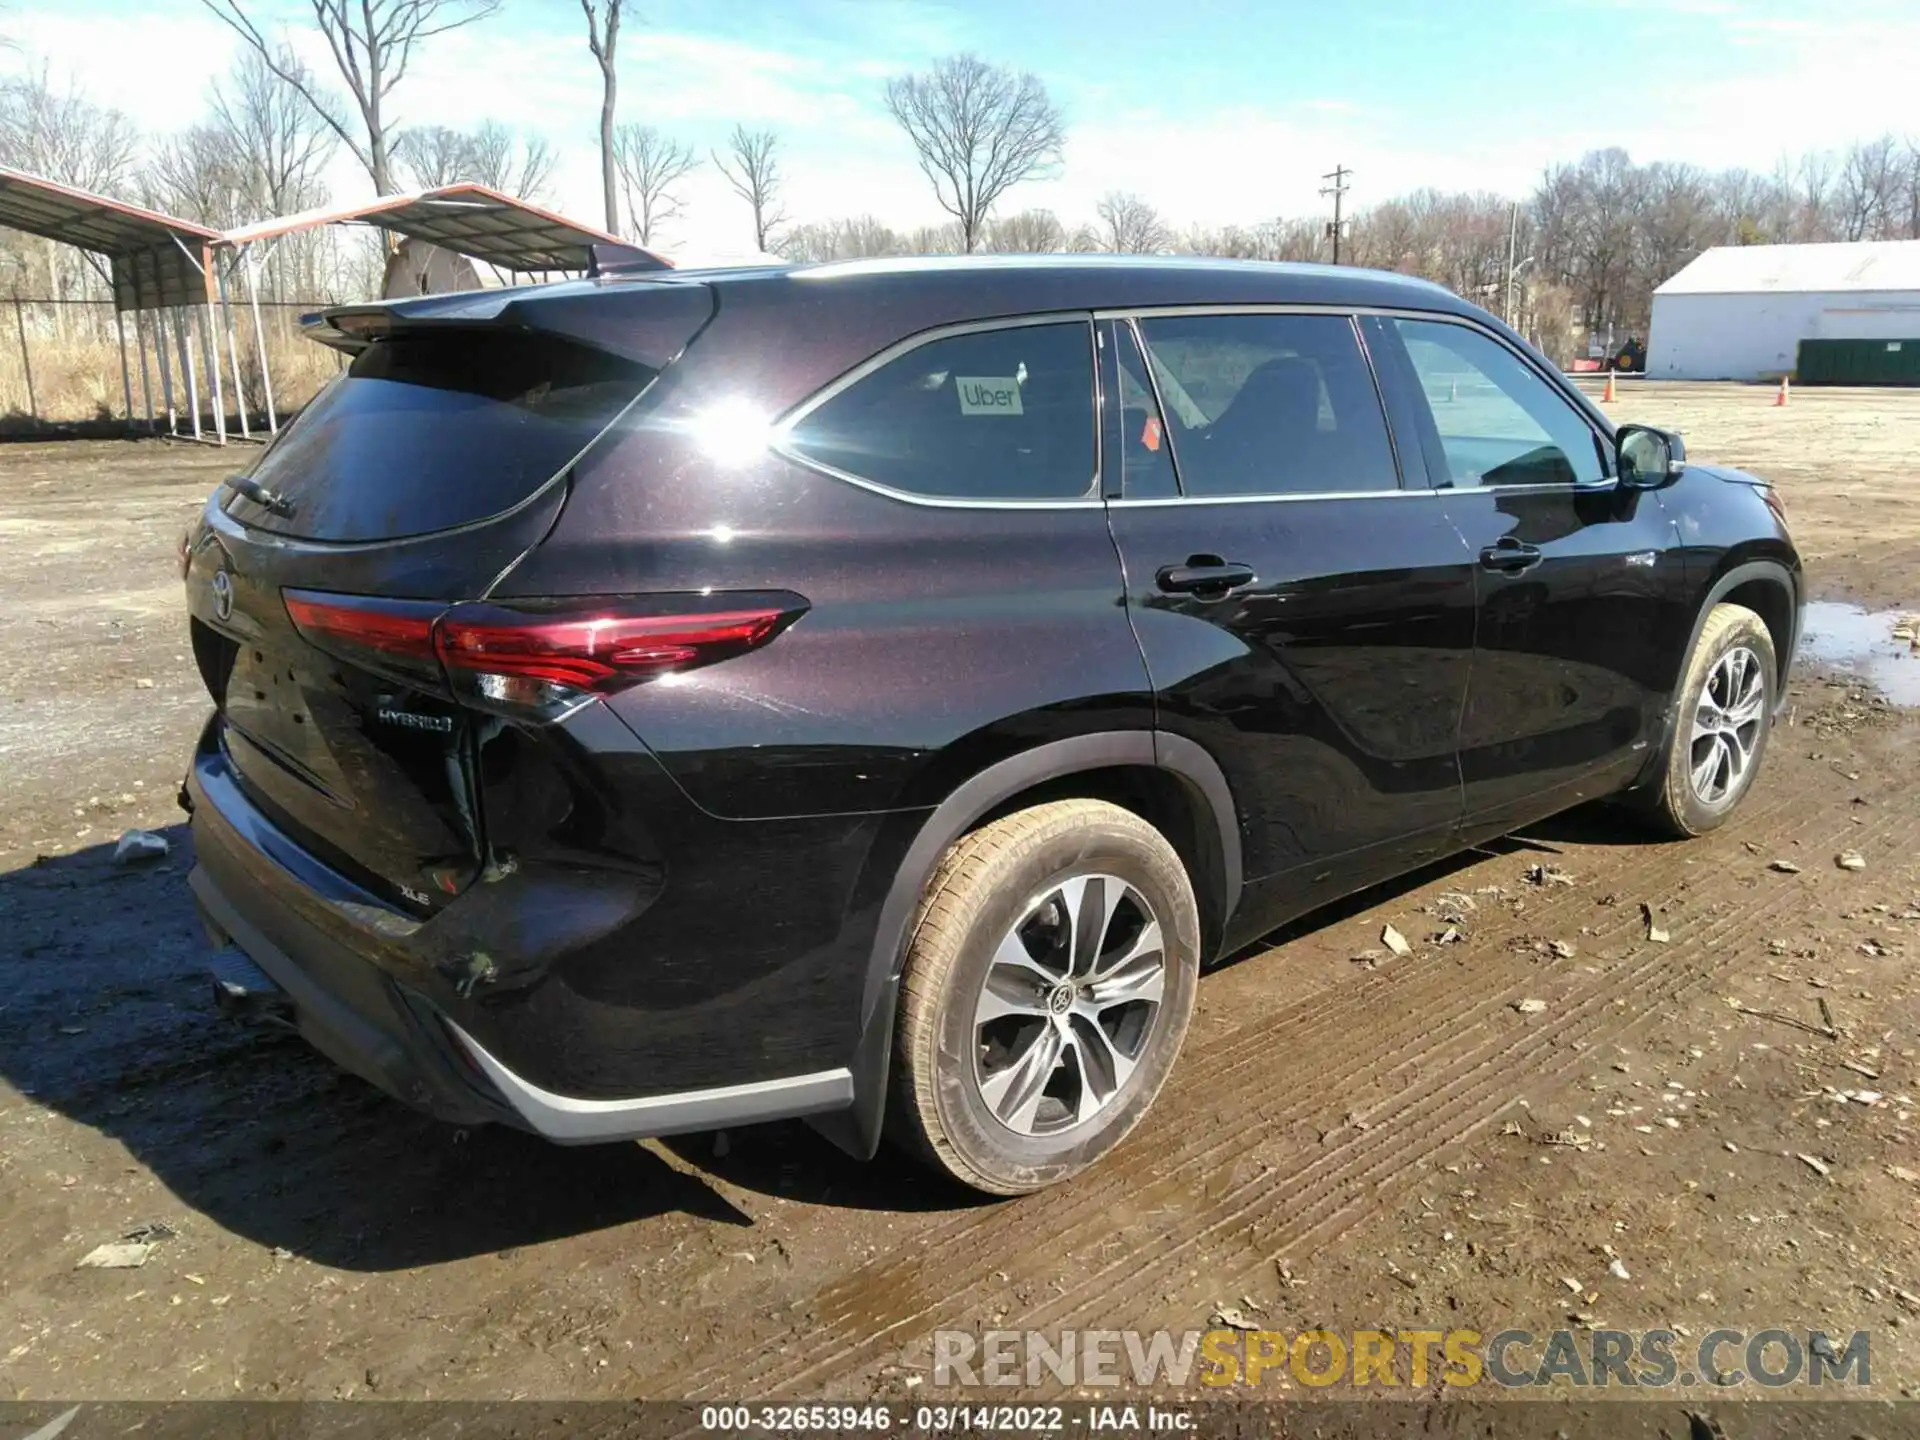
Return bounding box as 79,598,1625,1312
1637,602,1777,837
890,799,1201,1195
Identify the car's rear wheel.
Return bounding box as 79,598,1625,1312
1636,602,1777,837
890,799,1200,1195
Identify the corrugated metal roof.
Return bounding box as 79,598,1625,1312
0,166,220,310
219,183,667,273
1656,239,1920,296
1,169,667,310
0,165,220,253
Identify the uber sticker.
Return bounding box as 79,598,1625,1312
956,376,1024,416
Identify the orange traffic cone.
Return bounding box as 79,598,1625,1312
1773,376,1790,407
1602,371,1617,404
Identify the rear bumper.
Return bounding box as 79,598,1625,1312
187,723,855,1143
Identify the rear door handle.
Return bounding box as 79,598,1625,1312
1478,538,1543,574
1156,559,1256,595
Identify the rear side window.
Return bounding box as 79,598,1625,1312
1135,313,1398,497
1391,318,1605,487
231,330,654,541
783,322,1097,501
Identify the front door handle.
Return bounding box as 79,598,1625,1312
1478,538,1543,574
1156,558,1256,595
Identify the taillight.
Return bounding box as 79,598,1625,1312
284,589,805,715
283,591,444,688
1761,485,1789,527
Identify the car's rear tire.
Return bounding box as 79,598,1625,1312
1635,602,1777,838
889,799,1201,1195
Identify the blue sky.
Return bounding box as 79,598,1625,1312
6,0,1917,256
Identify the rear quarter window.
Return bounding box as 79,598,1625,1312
781,321,1097,501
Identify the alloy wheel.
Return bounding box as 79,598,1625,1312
971,873,1167,1137
1689,645,1765,805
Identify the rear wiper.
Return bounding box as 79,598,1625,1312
223,473,296,518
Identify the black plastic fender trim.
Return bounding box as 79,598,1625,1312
808,730,1243,1160
1626,557,1802,794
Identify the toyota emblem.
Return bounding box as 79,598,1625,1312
210,569,234,622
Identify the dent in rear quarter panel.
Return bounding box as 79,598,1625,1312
428,703,890,1098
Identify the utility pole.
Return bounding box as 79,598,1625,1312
1506,201,1519,326
1320,164,1352,264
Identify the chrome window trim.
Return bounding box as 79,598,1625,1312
769,303,1617,512
1104,301,1617,484
770,311,1104,510
1109,487,1445,509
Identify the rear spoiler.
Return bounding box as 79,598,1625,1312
300,278,714,371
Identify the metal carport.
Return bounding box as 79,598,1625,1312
2,169,669,443
1,165,226,439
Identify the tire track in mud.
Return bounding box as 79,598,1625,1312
671,784,1834,1395
669,779,1904,1398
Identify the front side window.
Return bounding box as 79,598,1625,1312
783,321,1097,501
1392,319,1605,487
1133,313,1399,497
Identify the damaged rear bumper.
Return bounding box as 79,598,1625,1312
187,726,854,1144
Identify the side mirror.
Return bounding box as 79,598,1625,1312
1617,424,1685,488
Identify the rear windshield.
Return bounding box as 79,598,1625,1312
228,329,655,541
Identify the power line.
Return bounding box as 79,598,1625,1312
1320,164,1352,265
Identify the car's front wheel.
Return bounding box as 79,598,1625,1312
1637,602,1778,837
890,799,1201,1195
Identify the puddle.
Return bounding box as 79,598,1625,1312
1798,601,1920,706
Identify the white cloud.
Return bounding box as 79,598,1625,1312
5,0,1919,264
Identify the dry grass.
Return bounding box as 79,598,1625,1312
3,309,341,429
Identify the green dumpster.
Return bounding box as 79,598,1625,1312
1795,337,1920,386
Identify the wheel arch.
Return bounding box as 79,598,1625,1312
1627,557,1801,797
1686,558,1801,696
808,731,1242,1160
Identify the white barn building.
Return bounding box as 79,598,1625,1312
1646,239,1920,380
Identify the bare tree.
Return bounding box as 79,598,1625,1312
1838,135,1902,241
904,220,964,253
1065,222,1102,253
777,215,902,262
580,0,623,233
985,208,1065,252
203,48,337,300
1776,149,1836,243
1904,140,1920,240
713,124,785,252
394,124,470,187
612,124,697,245
199,0,502,195
393,121,554,198
1095,191,1168,253
144,124,252,228
0,66,139,310
0,64,139,193
885,53,1065,253
210,47,336,214
466,122,556,200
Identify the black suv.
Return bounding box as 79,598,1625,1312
182,257,1801,1194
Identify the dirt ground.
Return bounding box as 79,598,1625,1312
1,384,1917,1408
